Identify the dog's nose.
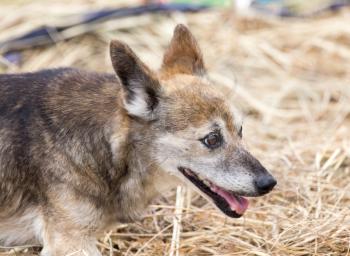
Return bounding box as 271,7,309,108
255,175,277,194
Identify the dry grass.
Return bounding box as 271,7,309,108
0,1,350,255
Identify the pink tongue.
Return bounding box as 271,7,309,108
211,185,249,215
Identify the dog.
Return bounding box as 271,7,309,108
0,24,276,255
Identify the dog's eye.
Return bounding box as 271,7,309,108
201,132,222,149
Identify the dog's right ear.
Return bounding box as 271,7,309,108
160,24,206,77
110,40,161,120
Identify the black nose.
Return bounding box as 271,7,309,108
255,175,277,194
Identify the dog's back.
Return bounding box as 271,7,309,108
0,68,124,245
0,69,68,210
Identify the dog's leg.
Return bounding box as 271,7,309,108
40,227,101,256
39,189,105,256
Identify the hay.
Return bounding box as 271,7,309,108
0,1,350,255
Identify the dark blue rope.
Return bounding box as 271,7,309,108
0,3,209,63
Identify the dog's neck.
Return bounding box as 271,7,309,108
108,120,179,223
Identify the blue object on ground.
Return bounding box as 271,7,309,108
0,3,209,64
252,0,350,17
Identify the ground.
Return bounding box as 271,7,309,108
0,1,349,255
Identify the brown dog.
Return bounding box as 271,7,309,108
0,24,276,255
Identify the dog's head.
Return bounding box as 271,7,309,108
110,24,276,218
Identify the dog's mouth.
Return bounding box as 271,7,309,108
178,167,249,218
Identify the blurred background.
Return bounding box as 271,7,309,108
0,0,350,255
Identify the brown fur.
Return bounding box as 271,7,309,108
0,24,276,256
160,25,206,77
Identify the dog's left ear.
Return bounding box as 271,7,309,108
110,40,161,120
160,24,206,77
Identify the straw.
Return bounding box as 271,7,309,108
0,1,349,255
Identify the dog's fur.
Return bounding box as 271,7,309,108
0,25,276,255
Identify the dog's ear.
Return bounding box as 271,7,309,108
110,40,161,120
160,24,206,77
